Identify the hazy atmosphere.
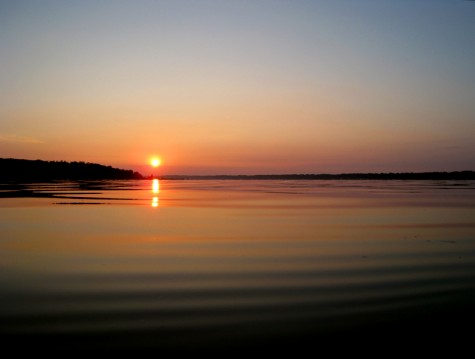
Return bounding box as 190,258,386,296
2,2,475,353
1,0,474,175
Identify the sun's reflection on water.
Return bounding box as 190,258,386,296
152,179,160,194
151,179,160,207
152,196,159,207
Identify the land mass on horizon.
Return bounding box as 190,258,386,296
160,172,475,180
1,158,475,182
0,158,144,181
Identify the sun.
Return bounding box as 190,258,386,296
150,158,161,167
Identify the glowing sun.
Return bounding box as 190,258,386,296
151,158,161,167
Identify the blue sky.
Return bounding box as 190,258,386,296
1,0,474,174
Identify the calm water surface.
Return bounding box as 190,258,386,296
1,179,475,353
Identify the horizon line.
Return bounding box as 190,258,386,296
2,158,474,179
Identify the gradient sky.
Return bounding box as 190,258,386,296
1,0,474,175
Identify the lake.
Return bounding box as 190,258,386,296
1,179,475,353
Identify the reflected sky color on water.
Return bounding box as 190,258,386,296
1,180,475,353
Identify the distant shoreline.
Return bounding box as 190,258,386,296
0,158,143,181
158,172,475,181
1,158,474,182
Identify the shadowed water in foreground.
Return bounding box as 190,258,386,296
1,179,475,353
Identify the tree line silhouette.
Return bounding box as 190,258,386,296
1,158,474,182
0,158,143,181
161,172,475,180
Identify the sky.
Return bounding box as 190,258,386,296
1,0,474,175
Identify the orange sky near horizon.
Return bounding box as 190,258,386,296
1,1,474,175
